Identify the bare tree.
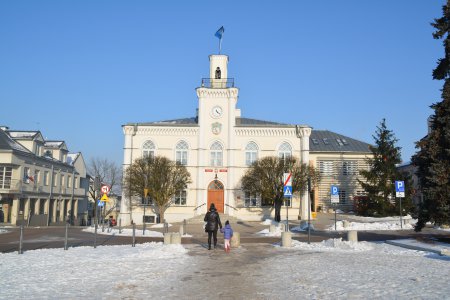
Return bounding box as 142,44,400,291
123,155,191,223
241,156,320,222
87,157,122,220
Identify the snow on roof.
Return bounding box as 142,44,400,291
44,141,64,147
7,131,39,138
67,153,80,165
0,130,31,154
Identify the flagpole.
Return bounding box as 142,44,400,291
219,37,222,54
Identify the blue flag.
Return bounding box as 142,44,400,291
215,26,224,39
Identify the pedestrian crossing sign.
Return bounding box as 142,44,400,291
283,186,292,198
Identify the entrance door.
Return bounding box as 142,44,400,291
207,180,224,213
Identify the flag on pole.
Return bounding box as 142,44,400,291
215,26,224,39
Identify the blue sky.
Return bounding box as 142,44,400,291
0,1,444,166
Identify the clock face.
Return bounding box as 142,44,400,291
211,106,223,118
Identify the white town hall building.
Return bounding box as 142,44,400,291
119,54,372,225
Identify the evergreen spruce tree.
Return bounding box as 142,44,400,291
412,2,450,231
358,119,411,217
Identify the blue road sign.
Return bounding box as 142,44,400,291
283,186,292,198
97,200,104,207
331,185,339,203
331,185,339,195
395,181,405,192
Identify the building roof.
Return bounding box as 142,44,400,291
44,141,65,148
309,130,372,153
126,116,290,127
67,153,80,165
6,130,41,139
0,129,32,154
125,117,372,153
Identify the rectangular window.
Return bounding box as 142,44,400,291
283,198,291,207
342,161,358,175
61,175,65,188
245,152,257,166
75,176,78,188
211,151,222,166
0,166,12,189
244,192,259,207
174,190,187,205
339,190,347,204
23,167,30,183
318,161,333,176
44,171,49,186
53,172,57,187
141,195,153,205
67,175,71,188
34,170,40,184
176,151,188,165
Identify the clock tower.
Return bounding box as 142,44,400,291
195,54,240,214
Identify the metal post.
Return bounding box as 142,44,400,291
132,223,136,247
64,223,69,250
399,197,403,229
285,198,289,232
335,204,337,231
183,219,187,235
94,222,97,249
119,218,122,234
307,178,311,244
19,225,24,254
143,201,146,236
164,221,168,233
101,205,105,232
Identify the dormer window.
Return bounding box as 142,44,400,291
44,150,53,158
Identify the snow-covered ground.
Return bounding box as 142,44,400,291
82,226,164,237
0,229,8,234
1,240,449,299
326,220,414,231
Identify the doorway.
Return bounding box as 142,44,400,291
207,180,224,213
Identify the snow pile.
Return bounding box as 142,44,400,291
261,219,274,225
0,242,189,299
256,227,282,237
82,226,163,237
0,229,8,234
150,223,172,228
288,238,374,252
326,220,414,231
435,226,450,232
347,214,414,223
291,222,315,232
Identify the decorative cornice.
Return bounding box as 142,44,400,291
196,88,239,98
136,127,198,136
235,128,296,137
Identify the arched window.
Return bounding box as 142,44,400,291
278,142,292,160
175,141,188,165
142,140,155,158
210,141,223,166
245,142,258,166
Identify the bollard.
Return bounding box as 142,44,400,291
164,222,169,233
231,232,240,248
164,232,172,245
279,223,286,232
18,225,24,254
343,220,350,228
171,232,181,244
281,231,292,248
347,230,358,242
64,223,69,250
179,225,184,236
132,223,136,247
143,221,146,236
269,224,276,233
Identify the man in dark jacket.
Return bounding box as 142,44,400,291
204,203,222,250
